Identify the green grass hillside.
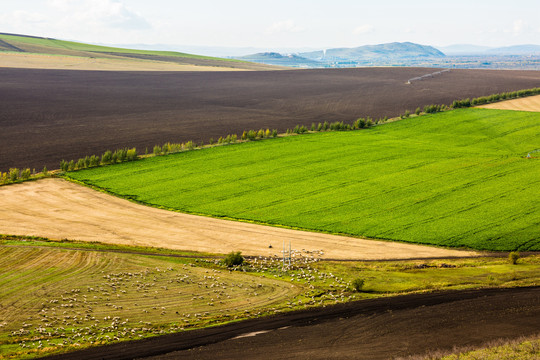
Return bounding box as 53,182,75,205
0,32,230,60
67,109,540,251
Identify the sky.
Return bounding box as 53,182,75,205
1,0,539,52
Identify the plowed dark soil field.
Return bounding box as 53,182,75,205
41,287,540,360
2,67,540,171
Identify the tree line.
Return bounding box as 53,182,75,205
2,86,539,185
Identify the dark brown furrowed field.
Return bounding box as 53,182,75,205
1,67,540,171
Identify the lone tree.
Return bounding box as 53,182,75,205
223,251,244,267
351,278,365,292
509,251,520,265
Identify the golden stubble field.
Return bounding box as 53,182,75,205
0,178,477,260
0,52,247,72
478,94,540,112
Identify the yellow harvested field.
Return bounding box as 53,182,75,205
0,179,478,260
478,94,540,112
0,52,246,71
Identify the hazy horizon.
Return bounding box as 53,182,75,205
2,0,539,52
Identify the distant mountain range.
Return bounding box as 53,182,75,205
236,52,322,67
299,42,444,61
436,44,540,55
233,42,540,69
235,42,445,67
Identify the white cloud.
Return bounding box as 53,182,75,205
265,20,304,35
49,0,151,31
353,24,374,35
513,19,525,35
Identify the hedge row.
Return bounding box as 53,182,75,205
452,87,540,108
0,167,46,185
3,87,539,184
60,148,138,172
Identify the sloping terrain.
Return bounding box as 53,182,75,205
0,33,278,71
0,245,301,359
478,94,540,112
41,287,540,360
300,41,445,61
0,178,475,260
65,108,540,251
2,67,540,171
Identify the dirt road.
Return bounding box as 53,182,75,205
40,287,540,360
0,178,477,260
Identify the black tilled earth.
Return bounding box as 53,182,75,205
40,287,540,360
1,67,540,171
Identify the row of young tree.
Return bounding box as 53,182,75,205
0,167,47,185
452,87,540,108
241,129,278,140
401,87,540,118
286,117,381,135
60,148,138,172
4,87,540,183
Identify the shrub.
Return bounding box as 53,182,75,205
509,252,520,265
272,129,278,138
223,251,244,267
354,118,366,129
126,148,138,161
60,160,68,172
89,155,100,167
351,278,364,292
42,166,48,176
101,150,113,164
153,145,162,155
415,107,421,115
76,158,86,169
20,168,31,180
247,130,257,140
68,160,75,171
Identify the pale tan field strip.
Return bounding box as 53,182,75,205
0,52,246,71
478,94,540,112
0,179,477,260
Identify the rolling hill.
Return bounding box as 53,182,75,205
236,52,322,67
66,108,540,252
0,32,280,71
300,42,445,61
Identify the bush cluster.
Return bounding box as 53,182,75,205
0,167,40,185
289,118,376,135
223,251,244,267
241,129,277,140
61,147,138,172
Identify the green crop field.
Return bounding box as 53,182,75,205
0,33,237,61
66,108,540,251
